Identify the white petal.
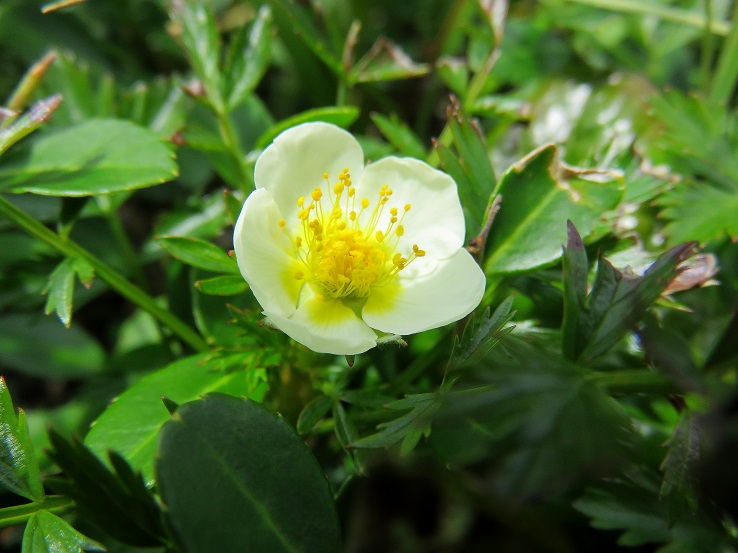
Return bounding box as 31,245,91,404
254,122,365,223
357,157,466,261
362,249,485,335
265,298,378,355
233,188,303,318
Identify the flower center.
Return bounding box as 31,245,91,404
278,168,425,299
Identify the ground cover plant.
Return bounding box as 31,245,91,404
1,0,738,551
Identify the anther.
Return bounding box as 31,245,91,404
396,225,404,237
376,230,384,242
278,219,286,227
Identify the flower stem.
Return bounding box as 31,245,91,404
0,194,209,352
585,369,678,395
0,496,73,529
215,109,251,191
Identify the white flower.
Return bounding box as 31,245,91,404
233,122,486,355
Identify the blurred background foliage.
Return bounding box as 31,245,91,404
2,0,738,552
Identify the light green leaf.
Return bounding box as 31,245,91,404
226,5,273,110
268,0,343,76
0,119,178,196
155,235,239,274
0,377,44,502
194,275,248,296
169,0,224,111
255,106,360,149
43,258,76,328
42,256,94,327
484,144,623,274
85,354,268,485
659,181,738,244
349,37,430,84
436,56,469,96
296,395,333,435
157,394,342,553
370,113,426,159
22,510,104,553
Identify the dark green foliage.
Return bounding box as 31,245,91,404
156,394,342,553
1,1,738,551
45,431,166,547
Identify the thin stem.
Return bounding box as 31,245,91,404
699,0,716,92
565,0,731,36
0,496,73,529
585,369,678,395
216,110,251,191
387,328,453,393
97,196,147,288
0,195,209,352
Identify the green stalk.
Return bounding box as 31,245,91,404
585,369,678,395
699,0,717,92
0,195,209,352
0,496,73,529
709,1,738,105
216,110,252,191
564,0,731,36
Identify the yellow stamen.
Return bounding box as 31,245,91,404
277,170,427,299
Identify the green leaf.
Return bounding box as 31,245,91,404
0,95,63,156
267,0,343,76
646,92,738,193
575,468,731,551
296,395,333,435
168,0,224,111
639,315,703,392
156,394,342,553
451,296,515,367
46,432,164,547
436,56,470,96
370,113,426,159
42,257,75,328
85,353,268,485
577,242,696,363
352,392,442,455
0,377,44,502
194,274,248,295
22,510,105,553
447,98,496,213
659,180,738,243
434,333,633,496
155,235,239,274
349,37,430,84
226,5,273,110
434,141,482,236
561,221,589,361
484,145,624,274
660,412,701,524
0,119,178,196
42,257,95,327
255,106,360,149
0,313,105,379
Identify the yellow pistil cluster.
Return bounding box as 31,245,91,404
278,168,426,299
